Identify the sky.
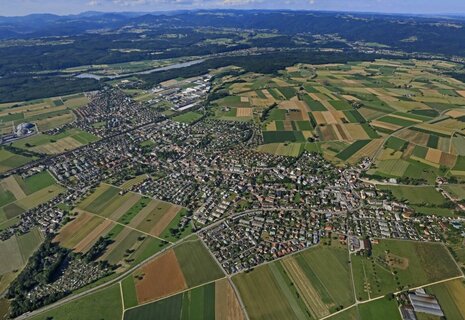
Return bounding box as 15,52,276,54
1,0,465,17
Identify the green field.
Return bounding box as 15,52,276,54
172,111,203,123
124,282,215,320
122,276,138,309
336,140,371,161
262,131,305,143
17,171,56,195
173,237,225,287
426,279,465,320
352,240,461,301
377,185,446,205
30,283,122,320
234,243,354,320
358,297,401,320
0,148,36,173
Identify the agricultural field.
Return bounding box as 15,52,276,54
0,228,43,292
351,239,461,301
29,283,123,320
123,279,244,320
0,93,89,133
0,171,64,227
122,236,224,307
233,242,354,320
172,111,203,123
358,297,401,320
426,279,465,320
54,183,190,270
12,128,99,154
213,59,465,175
0,147,37,173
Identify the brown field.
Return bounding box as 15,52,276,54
287,110,305,121
36,113,75,132
349,139,384,163
371,120,402,132
456,90,465,98
1,176,25,199
236,108,253,117
425,148,442,164
32,137,82,154
103,193,141,221
240,97,249,103
342,95,359,101
149,205,181,237
313,112,328,125
440,152,457,167
446,109,465,118
266,121,277,131
74,219,114,253
134,249,187,303
378,148,403,161
386,253,409,270
358,107,386,121
282,120,293,131
127,200,160,228
345,124,370,140
282,258,329,319
396,129,429,146
318,125,339,141
215,279,245,320
54,212,103,249
334,124,350,141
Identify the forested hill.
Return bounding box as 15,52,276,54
1,10,465,57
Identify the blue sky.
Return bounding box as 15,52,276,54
2,0,465,16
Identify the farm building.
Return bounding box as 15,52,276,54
408,290,444,317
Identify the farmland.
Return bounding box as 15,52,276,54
122,236,224,307
53,183,190,271
0,93,89,134
0,148,37,173
123,279,244,320
426,279,465,320
212,59,465,175
29,283,122,320
0,171,65,226
233,242,354,320
351,240,461,301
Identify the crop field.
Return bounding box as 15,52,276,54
233,243,353,320
172,111,203,123
0,171,65,225
124,237,223,306
377,185,446,206
358,297,401,320
257,143,303,157
426,279,465,320
30,283,122,320
124,281,235,320
0,148,37,173
0,228,43,292
54,183,188,269
0,93,89,134
352,240,461,301
214,60,465,175
12,128,99,154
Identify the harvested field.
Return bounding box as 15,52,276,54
73,219,114,253
0,176,25,199
54,212,104,249
345,124,371,140
134,249,187,303
215,279,245,320
440,152,457,167
100,193,141,220
282,257,329,318
236,108,253,117
32,137,83,154
149,205,181,236
425,148,442,164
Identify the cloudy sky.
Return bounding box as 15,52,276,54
2,0,465,16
